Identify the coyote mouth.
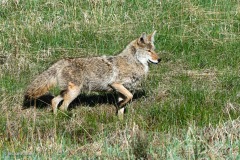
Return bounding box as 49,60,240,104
148,59,160,64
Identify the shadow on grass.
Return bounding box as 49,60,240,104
22,94,54,109
22,90,146,110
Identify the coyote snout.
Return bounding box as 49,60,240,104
148,50,161,64
24,31,161,119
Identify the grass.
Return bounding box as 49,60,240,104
1,0,240,159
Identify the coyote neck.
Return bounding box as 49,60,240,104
119,41,135,56
140,61,149,73
119,41,149,73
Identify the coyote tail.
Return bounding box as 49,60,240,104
24,60,66,100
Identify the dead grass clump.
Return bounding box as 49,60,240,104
131,129,149,160
196,118,240,159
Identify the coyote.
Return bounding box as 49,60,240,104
24,31,161,118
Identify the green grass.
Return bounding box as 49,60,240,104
1,0,240,159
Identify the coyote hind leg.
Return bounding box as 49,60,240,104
52,95,64,114
57,82,81,113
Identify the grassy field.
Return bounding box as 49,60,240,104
1,0,240,159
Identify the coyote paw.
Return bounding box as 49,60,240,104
117,108,125,120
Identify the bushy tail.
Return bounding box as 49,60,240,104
24,60,67,100
24,69,57,100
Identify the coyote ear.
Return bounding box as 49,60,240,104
139,32,148,44
148,30,156,43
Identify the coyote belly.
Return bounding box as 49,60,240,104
24,31,161,118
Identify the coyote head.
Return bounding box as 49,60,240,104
134,31,161,65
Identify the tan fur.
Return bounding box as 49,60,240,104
24,31,160,117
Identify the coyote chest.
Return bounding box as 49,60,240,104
112,56,147,90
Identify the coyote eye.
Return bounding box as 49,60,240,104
147,50,152,55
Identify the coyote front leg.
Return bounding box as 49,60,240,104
110,83,133,119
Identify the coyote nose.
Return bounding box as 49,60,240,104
158,58,161,63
